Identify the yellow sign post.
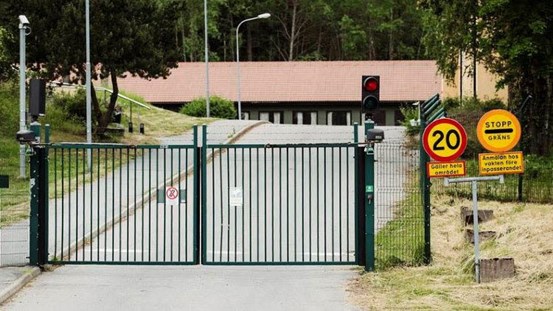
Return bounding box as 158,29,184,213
477,109,521,152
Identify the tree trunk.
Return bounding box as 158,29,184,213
95,69,119,136
247,26,253,61
288,1,297,61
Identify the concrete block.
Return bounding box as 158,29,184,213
480,258,515,282
460,206,494,226
465,229,497,244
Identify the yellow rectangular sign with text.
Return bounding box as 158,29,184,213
479,151,524,175
427,161,466,178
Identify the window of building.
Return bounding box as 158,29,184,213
327,111,351,125
360,110,386,125
259,111,283,124
293,111,317,125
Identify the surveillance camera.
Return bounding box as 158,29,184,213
16,129,37,144
19,15,29,26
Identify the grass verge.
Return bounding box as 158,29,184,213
349,194,553,310
0,84,210,227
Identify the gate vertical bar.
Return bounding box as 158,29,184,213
199,125,206,264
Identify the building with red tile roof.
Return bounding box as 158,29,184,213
116,61,442,125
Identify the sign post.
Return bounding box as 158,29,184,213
444,175,504,283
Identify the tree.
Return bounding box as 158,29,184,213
422,0,553,155
0,0,181,135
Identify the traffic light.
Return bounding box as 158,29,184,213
362,75,380,111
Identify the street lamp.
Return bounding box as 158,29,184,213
19,15,30,178
236,13,270,120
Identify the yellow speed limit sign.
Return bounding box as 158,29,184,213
423,118,467,161
477,109,521,152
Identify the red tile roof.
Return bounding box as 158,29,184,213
115,61,441,104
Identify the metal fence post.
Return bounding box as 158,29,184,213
364,119,375,272
29,123,40,266
420,116,432,264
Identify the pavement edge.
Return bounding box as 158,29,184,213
0,267,41,305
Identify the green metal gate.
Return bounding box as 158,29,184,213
47,129,200,265
32,125,370,266
200,127,359,265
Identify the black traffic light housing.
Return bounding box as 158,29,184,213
361,75,380,111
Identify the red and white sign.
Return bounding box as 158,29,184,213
423,118,467,162
166,186,179,205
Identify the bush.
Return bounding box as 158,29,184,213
447,97,507,158
0,80,19,137
51,89,88,122
399,105,420,136
180,96,236,119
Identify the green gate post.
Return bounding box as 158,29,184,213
29,123,40,266
364,119,375,272
353,123,367,266
36,145,49,265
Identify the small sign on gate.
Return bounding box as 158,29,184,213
230,187,243,206
166,186,179,205
157,188,186,204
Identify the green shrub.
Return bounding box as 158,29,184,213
51,89,88,122
180,96,236,119
0,80,19,136
447,97,506,158
399,105,421,135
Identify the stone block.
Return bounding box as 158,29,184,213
460,206,494,226
480,258,515,282
465,229,496,244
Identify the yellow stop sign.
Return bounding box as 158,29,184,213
477,109,521,152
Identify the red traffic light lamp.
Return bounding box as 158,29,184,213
362,75,380,111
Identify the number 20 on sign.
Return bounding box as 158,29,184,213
423,118,468,162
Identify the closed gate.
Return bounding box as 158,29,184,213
35,126,363,266
201,140,357,265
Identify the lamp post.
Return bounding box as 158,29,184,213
236,13,270,120
85,0,92,169
204,0,210,117
18,15,30,178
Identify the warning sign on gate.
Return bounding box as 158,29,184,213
230,187,243,206
166,186,179,205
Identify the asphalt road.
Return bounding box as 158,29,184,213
2,122,411,310
2,265,357,311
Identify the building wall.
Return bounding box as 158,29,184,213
240,102,402,126
442,56,508,102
